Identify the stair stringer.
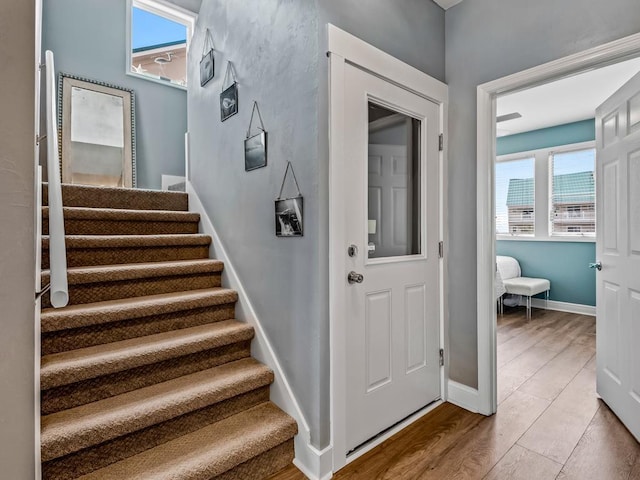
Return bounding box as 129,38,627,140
186,181,333,480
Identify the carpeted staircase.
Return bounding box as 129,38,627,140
40,183,297,480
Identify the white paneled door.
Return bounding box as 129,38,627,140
595,70,640,442
344,63,441,452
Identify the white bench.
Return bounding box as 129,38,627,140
502,276,551,319
496,256,551,319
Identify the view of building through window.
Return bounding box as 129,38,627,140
130,2,190,87
495,157,535,235
550,148,596,235
495,146,596,238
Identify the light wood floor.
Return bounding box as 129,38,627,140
269,308,640,479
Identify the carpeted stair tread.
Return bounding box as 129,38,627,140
41,358,274,462
43,183,189,211
76,402,297,480
43,233,211,249
40,288,238,333
42,234,212,268
41,320,253,389
42,260,224,286
43,207,201,236
47,206,199,221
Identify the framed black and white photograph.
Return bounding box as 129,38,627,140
220,82,238,121
245,131,267,171
199,50,214,87
275,197,303,237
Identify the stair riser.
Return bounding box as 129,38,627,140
42,389,271,480
42,340,252,415
43,184,189,211
216,439,295,480
41,273,222,308
42,244,210,268
42,303,236,355
43,219,199,236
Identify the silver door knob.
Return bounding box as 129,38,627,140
589,262,602,271
348,271,364,284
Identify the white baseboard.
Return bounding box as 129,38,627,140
186,182,331,480
523,298,596,316
447,380,480,413
294,442,333,480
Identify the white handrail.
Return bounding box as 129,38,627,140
44,50,68,308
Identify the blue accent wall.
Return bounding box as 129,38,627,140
496,119,597,306
497,119,595,156
496,241,596,306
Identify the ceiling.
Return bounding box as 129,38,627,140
433,0,465,9
496,57,640,137
166,0,201,14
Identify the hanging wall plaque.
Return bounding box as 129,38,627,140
220,62,238,121
275,162,303,237
199,28,215,87
244,101,267,171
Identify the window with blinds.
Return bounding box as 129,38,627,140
495,157,535,235
549,148,595,236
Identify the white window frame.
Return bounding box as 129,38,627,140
125,0,197,90
496,139,595,243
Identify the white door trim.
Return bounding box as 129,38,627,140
476,32,640,416
328,24,449,473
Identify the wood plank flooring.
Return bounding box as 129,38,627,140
269,308,640,479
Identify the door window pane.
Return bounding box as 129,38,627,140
550,148,595,235
367,102,421,258
495,157,535,235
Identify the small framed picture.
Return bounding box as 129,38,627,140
200,50,214,87
220,82,238,121
275,196,303,237
245,131,267,171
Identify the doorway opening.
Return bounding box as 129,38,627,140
477,33,640,445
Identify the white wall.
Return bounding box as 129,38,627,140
445,0,640,388
0,0,37,477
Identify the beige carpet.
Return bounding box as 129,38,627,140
40,183,296,480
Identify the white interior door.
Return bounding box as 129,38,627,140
595,70,640,442
343,63,441,452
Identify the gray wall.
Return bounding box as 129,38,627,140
188,0,445,448
188,0,324,445
445,0,640,388
43,0,187,189
0,0,37,476
318,0,445,82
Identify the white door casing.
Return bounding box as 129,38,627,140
343,64,441,452
595,70,640,442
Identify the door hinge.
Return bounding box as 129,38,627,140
438,241,444,258
439,348,445,367
438,133,444,151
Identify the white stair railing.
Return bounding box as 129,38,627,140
43,50,68,308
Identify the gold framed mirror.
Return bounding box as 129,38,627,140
58,73,136,187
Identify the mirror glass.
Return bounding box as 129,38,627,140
59,74,136,187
